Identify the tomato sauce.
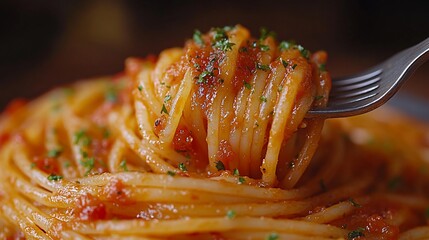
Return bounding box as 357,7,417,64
332,200,400,240
32,156,60,174
233,45,258,92
75,194,107,221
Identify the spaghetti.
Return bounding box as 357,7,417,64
0,25,428,239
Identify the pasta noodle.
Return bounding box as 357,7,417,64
0,25,428,240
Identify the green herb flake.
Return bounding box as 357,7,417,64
138,85,143,91
319,63,326,72
215,161,225,171
226,210,236,219
47,148,62,158
193,29,204,47
213,38,235,52
349,198,361,208
314,95,324,101
256,62,270,71
348,227,365,239
281,59,288,68
260,96,267,102
238,176,245,184
167,171,176,176
161,104,169,115
63,161,71,168
178,162,187,172
266,232,279,240
233,168,240,176
80,157,95,176
47,174,63,181
259,44,270,52
279,41,295,51
164,95,172,103
387,176,403,191
197,70,213,84
239,47,248,53
319,179,327,192
259,27,276,41
74,130,91,146
105,87,118,103
244,81,252,90
30,162,36,169
292,64,297,69
120,159,128,172
102,128,111,139
277,86,283,92
297,45,310,59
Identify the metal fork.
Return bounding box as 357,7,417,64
307,37,429,118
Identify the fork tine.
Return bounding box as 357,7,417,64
330,85,379,99
329,92,378,106
332,69,382,86
331,77,380,93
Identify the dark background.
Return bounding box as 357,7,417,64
1,0,428,110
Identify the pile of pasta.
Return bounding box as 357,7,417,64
0,25,428,239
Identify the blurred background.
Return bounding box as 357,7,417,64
1,0,428,115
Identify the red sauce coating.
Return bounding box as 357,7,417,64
332,201,400,240
172,126,194,152
32,156,60,174
4,98,27,115
216,140,236,169
103,178,132,204
0,133,10,148
233,45,258,92
75,194,107,221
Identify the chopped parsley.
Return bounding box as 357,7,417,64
256,62,270,71
259,44,270,52
215,161,225,171
292,64,297,69
314,95,324,101
161,104,169,115
213,38,235,52
226,210,236,219
281,59,288,68
74,130,91,146
197,70,213,84
120,159,128,172
244,81,252,90
211,27,235,52
348,227,365,239
239,47,248,53
296,45,310,59
349,198,361,208
319,63,326,72
279,41,295,51
167,171,176,176
319,179,327,192
80,156,95,176
277,86,283,92
387,176,403,191
63,161,71,168
233,168,240,176
259,27,276,41
260,96,267,102
47,148,62,158
193,29,204,47
137,85,143,91
47,174,63,181
102,128,111,139
178,162,187,172
105,86,118,103
238,176,245,184
266,232,279,240
30,162,36,169
164,95,172,103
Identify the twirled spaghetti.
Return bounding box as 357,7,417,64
0,25,428,239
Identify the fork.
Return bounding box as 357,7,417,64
307,37,429,118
